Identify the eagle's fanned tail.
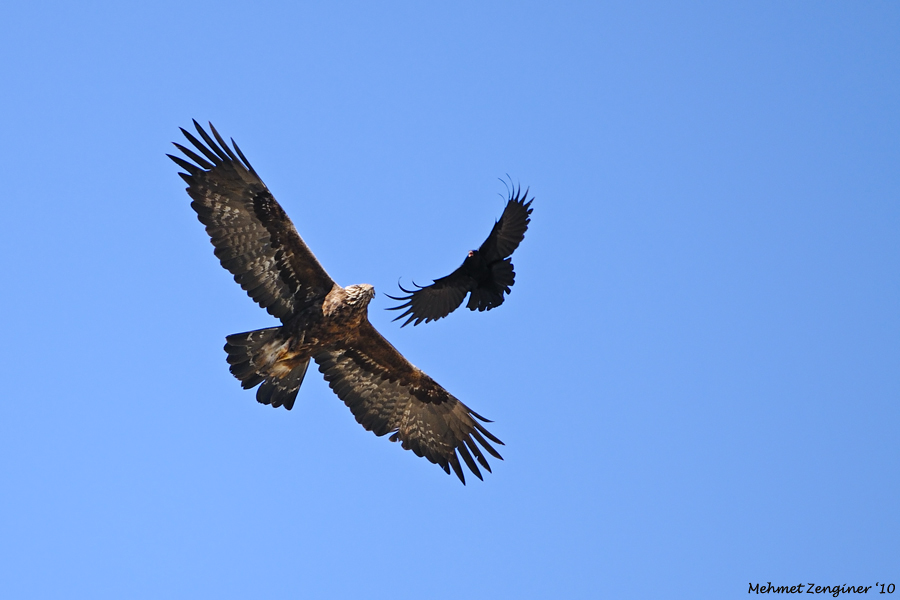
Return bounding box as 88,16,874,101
224,327,309,411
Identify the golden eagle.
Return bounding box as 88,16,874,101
168,121,502,484
387,187,533,326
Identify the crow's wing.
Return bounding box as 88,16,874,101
479,186,534,262
385,266,475,327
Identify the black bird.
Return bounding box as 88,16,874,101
387,186,533,326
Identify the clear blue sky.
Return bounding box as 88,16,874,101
1,2,897,598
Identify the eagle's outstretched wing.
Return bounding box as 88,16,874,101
387,186,533,326
314,321,504,484
168,121,335,321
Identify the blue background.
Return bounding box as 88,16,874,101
1,2,897,598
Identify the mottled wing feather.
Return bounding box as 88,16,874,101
385,267,474,327
314,321,503,484
169,121,335,321
479,186,534,262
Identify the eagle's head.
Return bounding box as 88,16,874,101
344,283,376,307
323,283,376,323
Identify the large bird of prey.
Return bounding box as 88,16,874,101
168,121,502,484
386,187,533,327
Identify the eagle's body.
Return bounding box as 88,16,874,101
223,284,375,409
169,121,502,483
